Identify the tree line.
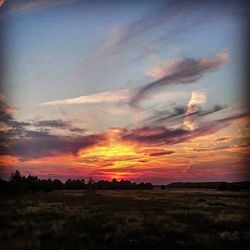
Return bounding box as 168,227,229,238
165,181,250,191
0,170,153,193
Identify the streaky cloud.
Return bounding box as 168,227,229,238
122,110,247,146
199,104,227,117
33,119,86,133
110,0,237,57
149,150,175,157
0,0,76,18
39,89,130,106
145,104,227,126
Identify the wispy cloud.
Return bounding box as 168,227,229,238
77,0,236,81
108,0,236,60
149,150,175,157
144,103,228,130
130,50,229,107
1,0,76,17
32,119,86,133
39,89,130,106
122,125,224,146
122,109,248,146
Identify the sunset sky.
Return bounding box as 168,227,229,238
0,0,249,183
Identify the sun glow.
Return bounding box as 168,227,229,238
81,142,138,158
79,128,142,168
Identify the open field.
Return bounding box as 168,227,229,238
0,189,250,250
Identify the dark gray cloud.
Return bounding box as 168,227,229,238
33,119,86,133
122,111,248,146
213,112,249,123
146,104,227,126
122,124,224,145
130,52,228,107
215,137,230,142
34,119,71,128
0,124,103,160
199,104,226,117
145,105,187,125
0,96,15,124
0,94,102,160
0,96,25,155
149,150,175,157
9,130,104,160
0,129,102,162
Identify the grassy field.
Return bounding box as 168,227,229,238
0,189,250,250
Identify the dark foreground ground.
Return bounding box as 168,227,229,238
0,189,250,250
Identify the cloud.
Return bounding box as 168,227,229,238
32,119,86,133
34,119,71,128
122,109,248,146
215,137,230,142
109,1,191,52
145,104,227,126
1,90,247,163
1,0,76,17
145,105,187,125
122,126,188,145
0,93,101,160
213,112,249,123
0,94,86,133
0,94,29,156
199,104,226,117
183,91,206,130
0,121,103,160
0,98,14,124
39,89,130,106
122,122,224,146
130,51,229,107
0,95,30,135
73,0,238,84
108,0,238,61
149,150,175,157
8,130,104,160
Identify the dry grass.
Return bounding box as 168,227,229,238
0,189,249,250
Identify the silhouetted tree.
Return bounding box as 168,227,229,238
1,170,155,193
0,179,8,193
9,170,28,193
26,175,40,192
65,179,85,190
87,178,96,195
52,179,64,190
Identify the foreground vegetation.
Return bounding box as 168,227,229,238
0,189,249,250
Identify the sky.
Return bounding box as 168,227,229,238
0,0,249,183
